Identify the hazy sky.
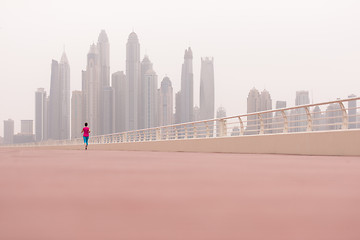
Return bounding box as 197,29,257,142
1,0,359,136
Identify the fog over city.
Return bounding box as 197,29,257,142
1,0,359,136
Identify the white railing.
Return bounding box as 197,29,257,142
10,97,360,147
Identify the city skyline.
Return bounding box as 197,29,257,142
1,0,360,135
1,28,359,138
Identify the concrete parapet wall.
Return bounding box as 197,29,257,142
29,129,360,156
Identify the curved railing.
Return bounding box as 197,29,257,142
86,97,360,145
11,97,360,147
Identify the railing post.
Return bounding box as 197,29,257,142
184,126,188,139
219,119,227,137
281,110,288,133
175,127,179,140
206,122,210,138
193,123,197,138
339,101,348,129
156,128,161,141
258,114,264,134
238,117,244,135
304,107,312,132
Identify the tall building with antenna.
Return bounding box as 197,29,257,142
126,31,141,130
82,44,101,135
180,47,194,123
98,30,111,134
48,51,70,140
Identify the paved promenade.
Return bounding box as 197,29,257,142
0,148,359,240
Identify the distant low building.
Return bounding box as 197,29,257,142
325,102,342,130
21,120,33,135
13,133,35,144
3,119,14,145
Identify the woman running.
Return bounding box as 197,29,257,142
81,122,90,150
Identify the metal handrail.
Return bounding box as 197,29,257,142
9,97,359,147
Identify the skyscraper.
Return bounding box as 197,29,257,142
58,52,70,140
175,91,182,124
247,88,261,113
83,44,101,135
199,57,214,121
158,77,173,126
98,30,110,88
126,32,141,131
325,103,342,130
81,70,88,131
35,88,48,142
193,106,200,121
273,100,287,133
3,119,14,145
260,90,272,111
246,88,261,134
48,60,60,139
260,89,272,132
291,90,310,132
71,90,82,139
112,71,128,133
103,86,115,134
312,105,323,131
143,69,158,128
295,91,310,106
140,55,154,129
245,88,272,134
98,30,111,135
276,101,286,109
180,47,194,123
48,51,70,140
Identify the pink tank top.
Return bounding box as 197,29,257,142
83,127,90,137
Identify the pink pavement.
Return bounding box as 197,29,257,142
0,148,360,240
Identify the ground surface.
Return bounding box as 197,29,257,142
0,148,359,240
